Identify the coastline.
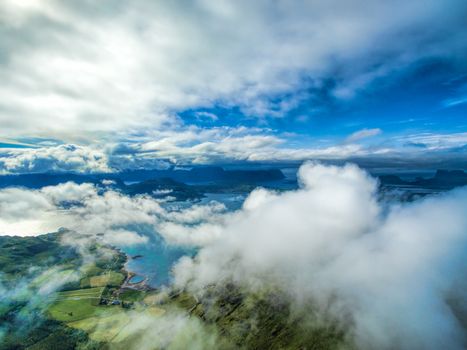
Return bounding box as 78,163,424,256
121,252,153,292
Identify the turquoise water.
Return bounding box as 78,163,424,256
119,193,249,287
128,275,145,283
122,230,196,287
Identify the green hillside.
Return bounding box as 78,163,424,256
0,233,349,349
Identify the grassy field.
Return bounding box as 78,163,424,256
0,233,129,349
80,271,125,288
68,308,130,343
90,271,125,287
119,289,146,302
48,287,105,322
47,286,135,344
46,286,171,345
70,306,165,344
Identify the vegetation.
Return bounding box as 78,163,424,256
80,271,125,288
47,287,106,322
68,310,131,343
170,285,350,350
118,289,146,302
0,232,128,349
1,232,349,349
0,232,80,278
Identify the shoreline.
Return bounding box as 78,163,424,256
121,252,153,292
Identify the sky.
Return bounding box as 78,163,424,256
1,3,467,347
0,0,466,172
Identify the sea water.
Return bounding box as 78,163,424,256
120,193,246,287
122,231,196,287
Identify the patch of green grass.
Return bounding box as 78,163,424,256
90,272,125,287
80,271,125,288
171,291,198,310
32,268,77,288
119,289,146,302
68,309,130,343
81,264,105,277
47,287,105,322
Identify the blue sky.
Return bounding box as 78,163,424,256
0,0,466,173
182,60,467,142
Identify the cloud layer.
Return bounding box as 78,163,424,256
173,163,467,349
0,144,111,174
1,130,466,173
1,162,466,348
0,181,225,246
1,0,466,139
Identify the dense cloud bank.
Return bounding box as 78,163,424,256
0,144,112,174
1,1,466,138
0,180,225,245
1,130,467,173
1,163,466,348
173,163,467,349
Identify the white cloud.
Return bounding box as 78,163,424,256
194,112,218,122
111,126,371,164
0,181,228,247
173,162,467,349
345,128,382,143
0,0,465,139
105,308,224,349
396,132,467,150
1,129,465,172
2,162,466,347
0,144,112,174
443,96,467,108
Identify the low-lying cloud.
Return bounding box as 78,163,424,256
0,181,225,247
173,162,467,349
0,266,80,342
1,162,466,348
2,129,466,173
0,144,112,174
